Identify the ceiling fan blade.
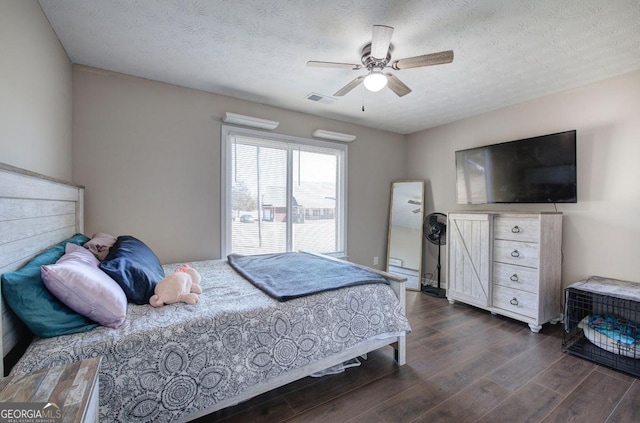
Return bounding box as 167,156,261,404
334,75,366,96
371,25,394,60
385,74,412,97
392,50,454,70
307,61,362,70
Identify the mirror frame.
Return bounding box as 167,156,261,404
386,180,425,291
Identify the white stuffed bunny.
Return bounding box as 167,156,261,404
149,264,202,307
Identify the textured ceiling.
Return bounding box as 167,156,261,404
39,0,640,134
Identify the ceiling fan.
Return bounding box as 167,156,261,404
307,25,453,97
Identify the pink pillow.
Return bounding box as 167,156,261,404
41,243,127,328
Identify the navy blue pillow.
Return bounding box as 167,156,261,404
99,236,164,305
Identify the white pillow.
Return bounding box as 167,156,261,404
41,243,127,328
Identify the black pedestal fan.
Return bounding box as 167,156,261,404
423,212,447,298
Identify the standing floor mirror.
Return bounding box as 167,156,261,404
386,180,425,291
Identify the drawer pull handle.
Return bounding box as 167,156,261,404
510,298,519,306
511,225,521,233
510,274,519,282
511,250,520,258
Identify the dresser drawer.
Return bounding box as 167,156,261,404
494,217,539,243
493,262,539,293
494,239,539,268
492,285,537,318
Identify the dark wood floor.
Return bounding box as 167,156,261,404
198,291,640,423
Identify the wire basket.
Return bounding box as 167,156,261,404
563,284,640,377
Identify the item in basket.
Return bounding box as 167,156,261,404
578,314,639,358
589,315,638,346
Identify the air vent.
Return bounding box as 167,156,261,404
306,93,335,104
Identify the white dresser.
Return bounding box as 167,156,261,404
447,212,563,332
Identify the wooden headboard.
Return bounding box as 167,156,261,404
0,163,84,376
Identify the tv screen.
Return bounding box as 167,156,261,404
455,130,577,204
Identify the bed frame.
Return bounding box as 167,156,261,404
0,163,85,377
0,162,407,421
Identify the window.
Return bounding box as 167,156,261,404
221,126,347,257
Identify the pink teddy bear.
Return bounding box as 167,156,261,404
149,264,202,307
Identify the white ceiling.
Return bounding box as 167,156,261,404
39,0,640,135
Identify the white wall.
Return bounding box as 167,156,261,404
0,0,72,180
72,66,406,265
406,70,640,288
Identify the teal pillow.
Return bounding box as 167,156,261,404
1,233,99,337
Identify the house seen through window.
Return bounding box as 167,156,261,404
222,127,347,257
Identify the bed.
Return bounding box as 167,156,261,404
0,163,410,422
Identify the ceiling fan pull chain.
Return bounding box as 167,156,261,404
362,84,365,112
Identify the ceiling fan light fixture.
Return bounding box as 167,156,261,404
363,71,387,92
308,24,452,98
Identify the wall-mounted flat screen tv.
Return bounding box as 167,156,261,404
455,130,577,204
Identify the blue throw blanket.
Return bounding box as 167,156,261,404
227,252,389,301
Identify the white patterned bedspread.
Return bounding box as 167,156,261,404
10,259,411,422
